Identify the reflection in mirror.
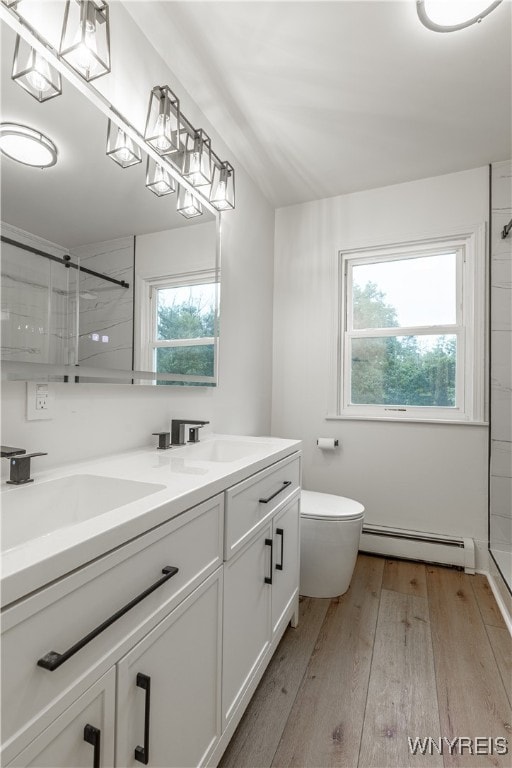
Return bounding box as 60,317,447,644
0,19,218,385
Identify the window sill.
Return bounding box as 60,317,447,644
326,414,488,427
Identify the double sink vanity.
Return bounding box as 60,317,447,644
1,434,302,768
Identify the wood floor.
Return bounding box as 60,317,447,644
219,555,512,768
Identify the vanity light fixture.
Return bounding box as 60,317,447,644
176,185,203,219
59,0,110,81
106,120,142,168
210,160,235,211
0,123,58,168
12,35,62,102
144,86,182,156
416,0,503,31
146,156,175,197
182,129,212,188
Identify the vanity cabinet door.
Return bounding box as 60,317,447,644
115,569,222,768
222,524,272,728
271,492,300,637
6,669,115,768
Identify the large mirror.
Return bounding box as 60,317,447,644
0,19,219,385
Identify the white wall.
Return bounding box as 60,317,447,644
1,4,275,472
272,167,490,563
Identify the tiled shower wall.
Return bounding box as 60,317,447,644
490,159,512,589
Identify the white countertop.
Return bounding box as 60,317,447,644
0,435,301,607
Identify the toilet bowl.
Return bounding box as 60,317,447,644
300,490,365,598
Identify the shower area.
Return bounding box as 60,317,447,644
489,159,512,595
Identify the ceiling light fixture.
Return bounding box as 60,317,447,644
106,121,142,168
416,0,503,31
0,123,58,167
59,0,110,81
12,35,62,102
146,157,175,197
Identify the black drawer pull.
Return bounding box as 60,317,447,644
265,538,273,584
37,566,179,671
135,673,151,765
259,481,292,504
276,527,284,571
84,724,101,768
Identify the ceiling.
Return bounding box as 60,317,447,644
125,0,512,208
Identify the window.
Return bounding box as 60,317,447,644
141,271,219,386
337,229,486,422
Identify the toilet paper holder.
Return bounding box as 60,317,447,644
316,438,339,449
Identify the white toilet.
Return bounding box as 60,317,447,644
300,490,365,598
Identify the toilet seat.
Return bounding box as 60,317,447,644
301,490,364,522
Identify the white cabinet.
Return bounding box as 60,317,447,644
222,524,272,726
220,480,301,738
116,569,222,768
2,448,302,768
6,669,115,768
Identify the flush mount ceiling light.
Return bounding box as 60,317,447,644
0,123,58,167
417,0,503,31
12,35,62,102
59,0,110,81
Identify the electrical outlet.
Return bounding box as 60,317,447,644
27,382,53,420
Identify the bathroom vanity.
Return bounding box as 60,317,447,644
0,435,301,767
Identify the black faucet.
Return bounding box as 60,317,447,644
170,420,209,446
1,446,47,485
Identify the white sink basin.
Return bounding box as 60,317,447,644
176,439,272,463
1,474,166,552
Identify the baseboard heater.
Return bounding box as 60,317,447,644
360,524,475,573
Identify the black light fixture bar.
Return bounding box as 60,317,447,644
501,218,512,239
0,236,130,288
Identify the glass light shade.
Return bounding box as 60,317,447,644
144,86,182,156
146,156,175,197
177,186,203,219
106,121,142,168
0,123,58,167
417,0,502,30
210,161,235,210
12,36,62,103
59,0,110,81
182,130,212,188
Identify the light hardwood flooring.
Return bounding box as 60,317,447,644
219,555,512,768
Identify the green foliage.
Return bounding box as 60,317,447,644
156,298,215,386
351,282,456,408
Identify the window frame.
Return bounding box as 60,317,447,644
139,269,219,385
334,226,487,424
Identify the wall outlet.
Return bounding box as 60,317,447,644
26,382,53,421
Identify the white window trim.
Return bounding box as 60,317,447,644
330,225,487,424
137,269,219,384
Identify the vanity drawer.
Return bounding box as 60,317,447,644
224,453,301,559
0,494,223,758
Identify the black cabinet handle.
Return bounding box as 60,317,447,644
276,527,284,571
84,724,101,768
135,673,151,765
265,538,273,584
259,481,292,504
37,566,179,671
